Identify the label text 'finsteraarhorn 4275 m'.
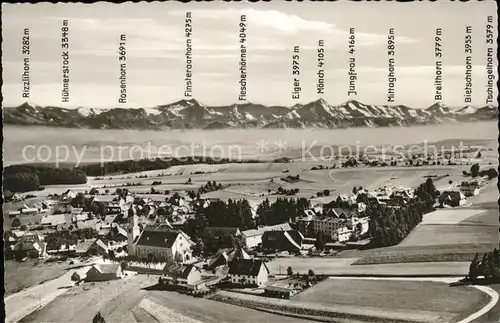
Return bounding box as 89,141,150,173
185,12,193,98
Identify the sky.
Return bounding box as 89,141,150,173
2,1,498,109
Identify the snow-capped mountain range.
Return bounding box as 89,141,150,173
4,99,497,130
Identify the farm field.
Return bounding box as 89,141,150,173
19,274,156,323
6,261,96,323
266,257,471,276
342,182,499,266
21,275,311,323
346,217,498,265
292,278,490,323
4,260,77,296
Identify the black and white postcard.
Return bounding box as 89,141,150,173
2,1,499,323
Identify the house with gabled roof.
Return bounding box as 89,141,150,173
161,263,202,286
85,264,123,282
107,225,128,250
242,223,292,249
228,259,269,286
75,238,108,256
207,248,251,271
41,213,68,227
262,230,304,253
62,189,77,200
14,233,47,259
439,191,467,207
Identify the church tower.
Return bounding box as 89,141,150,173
128,205,141,256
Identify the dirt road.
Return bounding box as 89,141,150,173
5,264,92,323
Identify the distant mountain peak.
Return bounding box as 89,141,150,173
427,102,447,110
4,99,497,130
314,98,329,104
342,99,364,106
18,101,38,109
456,105,476,115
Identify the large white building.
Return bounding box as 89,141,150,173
346,217,370,235
331,227,353,243
127,206,194,263
241,223,292,249
228,259,269,286
460,180,480,197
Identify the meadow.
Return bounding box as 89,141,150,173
21,275,308,323
292,278,490,323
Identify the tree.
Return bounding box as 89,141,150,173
323,189,330,196
468,253,480,282
93,312,106,323
120,262,128,272
352,187,358,194
308,269,316,283
4,169,40,192
97,203,106,217
192,238,205,257
11,218,21,228
470,163,480,178
448,180,453,185
89,188,99,195
287,266,293,276
71,272,81,283
315,233,325,250
487,168,498,180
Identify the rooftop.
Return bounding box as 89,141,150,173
135,229,181,248
91,264,120,274
242,223,292,237
228,259,268,276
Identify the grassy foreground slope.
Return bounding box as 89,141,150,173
21,275,309,323
292,278,489,323
346,182,499,265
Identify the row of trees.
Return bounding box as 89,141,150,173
77,156,287,177
468,249,500,282
368,201,429,248
276,186,299,196
184,199,255,248
4,165,87,192
368,179,437,248
256,197,311,226
468,163,498,179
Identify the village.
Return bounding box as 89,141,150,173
4,156,496,308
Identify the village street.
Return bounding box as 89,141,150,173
4,260,97,323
